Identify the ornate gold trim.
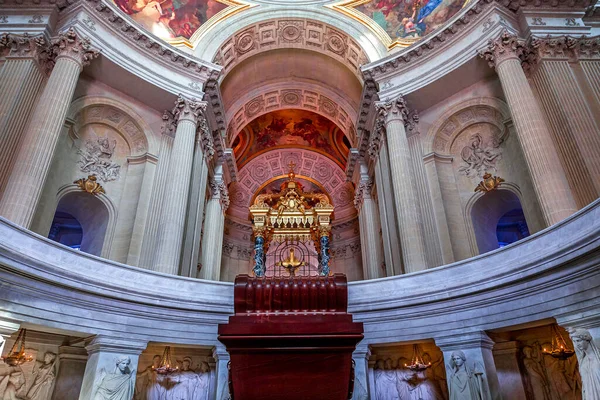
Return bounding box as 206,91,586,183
250,174,333,206
74,175,106,195
326,0,472,50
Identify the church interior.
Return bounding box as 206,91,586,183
0,0,599,398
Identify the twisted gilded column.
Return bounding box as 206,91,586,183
528,36,600,207
375,97,427,273
355,176,384,280
153,96,206,275
480,31,577,226
0,34,47,196
0,28,99,227
199,169,229,281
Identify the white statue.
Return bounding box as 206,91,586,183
0,365,26,400
522,345,551,400
569,328,600,400
93,356,136,400
375,359,399,400
26,351,57,400
394,357,414,399
168,358,209,400
447,351,490,400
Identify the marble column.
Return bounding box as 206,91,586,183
529,36,600,208
370,123,403,276
213,345,230,400
436,331,501,400
0,28,99,228
181,119,214,278
199,166,229,281
78,335,147,400
480,31,577,227
355,170,384,280
0,33,46,196
153,96,206,275
351,346,370,400
51,346,88,400
138,123,174,269
375,97,428,273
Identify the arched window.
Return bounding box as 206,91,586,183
471,190,530,254
48,211,83,250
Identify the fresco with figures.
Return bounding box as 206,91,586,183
354,0,467,41
233,110,350,168
113,0,227,40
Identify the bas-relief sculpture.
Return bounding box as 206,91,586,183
0,351,57,400
92,356,136,400
135,355,210,400
374,355,447,400
569,328,600,400
458,133,502,179
521,342,581,400
447,351,490,400
78,129,121,183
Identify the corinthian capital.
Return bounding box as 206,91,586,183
0,33,54,73
375,96,410,124
530,35,578,60
51,27,99,68
197,116,216,161
209,179,230,212
353,179,373,212
172,95,207,124
479,30,536,71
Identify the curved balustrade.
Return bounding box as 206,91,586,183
1,199,599,346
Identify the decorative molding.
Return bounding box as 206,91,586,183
74,175,106,195
353,179,373,212
172,95,206,124
197,116,215,162
479,30,536,71
210,179,230,212
0,33,51,71
212,18,368,81
28,15,44,23
50,27,100,67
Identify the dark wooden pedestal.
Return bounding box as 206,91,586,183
218,274,364,400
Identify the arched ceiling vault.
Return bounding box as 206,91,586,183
226,80,358,146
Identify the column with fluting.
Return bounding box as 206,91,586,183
153,96,206,275
479,31,577,226
199,166,229,281
0,28,99,227
355,175,384,280
0,33,47,195
375,97,427,273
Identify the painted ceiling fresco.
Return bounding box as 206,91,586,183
337,0,468,46
113,0,231,41
233,109,350,168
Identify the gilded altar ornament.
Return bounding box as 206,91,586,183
74,175,105,195
275,248,306,277
1,329,34,366
474,173,504,193
542,324,575,360
250,162,334,277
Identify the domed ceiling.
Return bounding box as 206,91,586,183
112,0,249,43
232,109,350,169
329,0,471,48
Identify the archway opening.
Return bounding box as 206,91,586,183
471,190,530,254
51,191,110,256
48,211,83,250
496,208,530,248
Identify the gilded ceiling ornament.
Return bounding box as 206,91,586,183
474,173,504,193
327,0,473,49
74,175,106,195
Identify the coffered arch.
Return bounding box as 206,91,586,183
226,81,358,146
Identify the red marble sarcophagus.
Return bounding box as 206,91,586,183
218,274,364,400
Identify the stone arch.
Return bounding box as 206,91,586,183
211,17,370,82
54,185,118,258
226,82,358,146
67,96,156,156
424,97,512,156
463,182,533,255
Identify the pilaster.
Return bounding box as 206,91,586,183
213,345,230,400
51,345,88,400
436,331,501,400
78,335,147,400
351,345,370,400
